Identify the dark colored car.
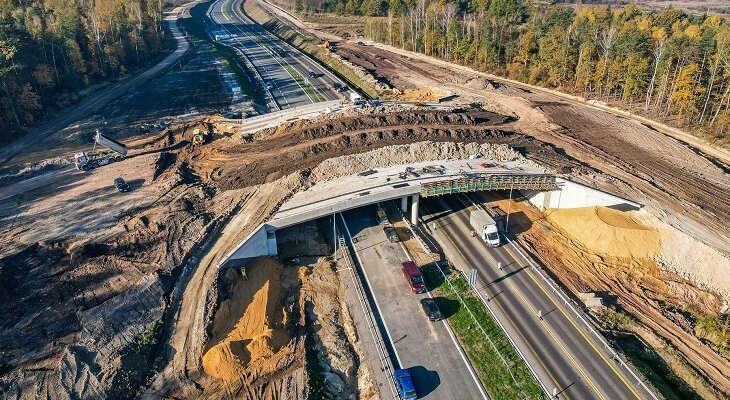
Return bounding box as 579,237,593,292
114,177,130,193
308,71,319,78
420,298,443,321
394,368,418,400
383,226,399,243
402,261,426,293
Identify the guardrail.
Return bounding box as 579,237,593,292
394,205,543,399
206,3,281,111
463,194,659,400
506,236,660,400
407,205,553,398
466,271,553,398
336,233,398,399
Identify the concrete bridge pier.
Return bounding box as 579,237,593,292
401,196,409,213
411,194,420,225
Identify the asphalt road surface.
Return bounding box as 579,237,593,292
340,205,488,400
208,0,347,110
421,193,649,400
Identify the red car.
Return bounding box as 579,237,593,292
402,261,426,293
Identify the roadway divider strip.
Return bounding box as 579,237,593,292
222,0,317,104
464,194,657,400
393,202,537,400
337,214,399,399
383,202,490,400
206,1,281,110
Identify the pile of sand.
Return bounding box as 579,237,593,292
202,257,290,381
546,206,660,259
398,87,450,102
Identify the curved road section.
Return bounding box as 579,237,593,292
208,0,347,110
0,2,197,166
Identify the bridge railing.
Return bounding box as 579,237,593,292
420,173,559,197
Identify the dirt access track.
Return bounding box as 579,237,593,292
0,98,728,398
0,108,576,398
328,40,729,254
0,7,729,398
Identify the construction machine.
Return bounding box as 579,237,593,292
74,130,128,171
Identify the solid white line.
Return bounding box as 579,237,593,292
386,202,490,400
224,0,314,103
338,213,403,368
229,0,339,98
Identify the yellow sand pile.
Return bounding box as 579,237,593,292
398,87,449,102
546,206,660,259
202,257,290,381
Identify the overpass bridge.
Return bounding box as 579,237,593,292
218,158,640,268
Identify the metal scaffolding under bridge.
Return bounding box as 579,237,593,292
419,173,559,197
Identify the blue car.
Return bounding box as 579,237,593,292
394,368,418,399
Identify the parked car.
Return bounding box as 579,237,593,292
420,298,443,321
383,226,399,243
393,368,418,400
402,261,426,293
114,177,130,193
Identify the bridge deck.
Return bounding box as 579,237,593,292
270,159,548,229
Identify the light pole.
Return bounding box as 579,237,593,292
505,181,514,232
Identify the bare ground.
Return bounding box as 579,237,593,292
1,20,729,397
2,108,568,397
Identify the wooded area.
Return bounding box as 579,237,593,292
298,0,730,144
0,0,168,143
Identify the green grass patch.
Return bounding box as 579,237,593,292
241,0,379,99
282,63,326,102
136,320,163,347
422,262,544,400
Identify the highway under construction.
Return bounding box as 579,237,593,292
1,0,729,398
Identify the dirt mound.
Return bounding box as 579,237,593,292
195,107,589,191
546,206,660,259
489,192,730,397
202,257,290,381
398,87,450,102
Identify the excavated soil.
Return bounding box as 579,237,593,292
1,64,728,398
477,192,730,398
6,111,544,398
194,108,586,191
202,258,291,381
546,207,661,259
332,42,730,255
398,87,451,102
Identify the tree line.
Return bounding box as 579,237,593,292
297,0,730,143
0,0,168,144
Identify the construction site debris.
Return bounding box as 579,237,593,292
2,94,728,400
